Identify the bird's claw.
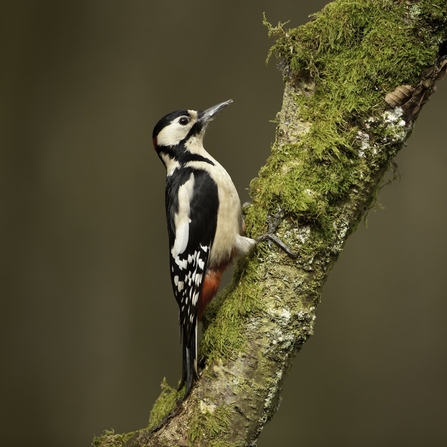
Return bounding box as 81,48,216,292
256,210,298,258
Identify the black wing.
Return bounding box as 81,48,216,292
165,167,218,394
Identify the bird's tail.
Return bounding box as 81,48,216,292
177,321,198,399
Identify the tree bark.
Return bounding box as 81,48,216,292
94,0,447,446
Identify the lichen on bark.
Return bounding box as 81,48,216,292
93,1,447,446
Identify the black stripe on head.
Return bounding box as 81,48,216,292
185,120,204,140
180,153,215,166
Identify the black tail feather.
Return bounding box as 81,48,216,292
177,322,198,399
177,337,187,391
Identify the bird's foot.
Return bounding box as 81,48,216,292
256,210,298,258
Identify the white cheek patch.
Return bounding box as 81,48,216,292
157,123,189,147
156,111,198,147
171,172,195,258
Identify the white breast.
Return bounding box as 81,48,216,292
184,137,255,267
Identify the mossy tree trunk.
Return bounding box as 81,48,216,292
94,1,447,446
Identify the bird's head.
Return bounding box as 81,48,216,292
152,99,233,153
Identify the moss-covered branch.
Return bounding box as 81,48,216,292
94,0,447,446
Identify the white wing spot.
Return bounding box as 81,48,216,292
194,273,203,286
175,256,188,270
192,292,199,306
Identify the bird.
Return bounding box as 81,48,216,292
152,99,256,399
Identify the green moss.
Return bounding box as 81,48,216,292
201,255,264,364
148,378,182,430
416,0,447,34
92,429,138,447
188,403,234,447
199,1,447,436
203,0,447,393
94,3,447,445
251,0,445,240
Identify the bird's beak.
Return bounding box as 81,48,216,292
198,99,233,124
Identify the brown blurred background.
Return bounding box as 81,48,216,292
1,1,446,446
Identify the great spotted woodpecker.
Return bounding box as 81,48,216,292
152,100,255,399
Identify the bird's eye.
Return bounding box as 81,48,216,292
178,117,190,125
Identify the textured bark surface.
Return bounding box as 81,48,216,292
94,1,447,446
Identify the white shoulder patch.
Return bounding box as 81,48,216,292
171,172,195,258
